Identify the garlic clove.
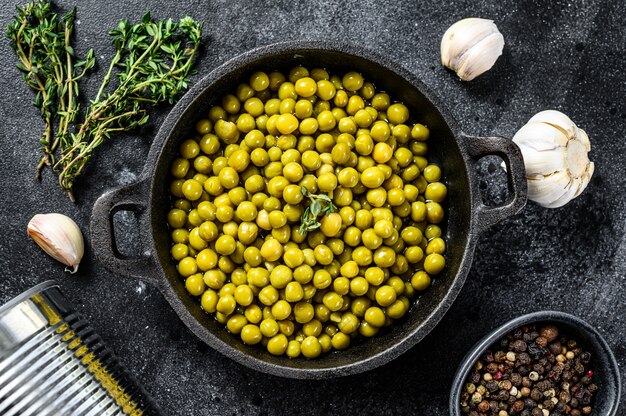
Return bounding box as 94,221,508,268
527,171,572,207
455,32,505,82
529,110,578,139
512,110,594,208
576,128,591,150
27,213,84,273
441,18,494,67
513,122,568,152
440,18,505,81
547,179,582,209
517,145,565,177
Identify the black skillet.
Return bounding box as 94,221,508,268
90,41,527,379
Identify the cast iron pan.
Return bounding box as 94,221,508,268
90,41,527,379
449,311,621,415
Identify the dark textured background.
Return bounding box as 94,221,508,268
1,0,624,415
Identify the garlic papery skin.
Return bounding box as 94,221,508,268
441,18,505,81
512,110,594,209
27,213,84,273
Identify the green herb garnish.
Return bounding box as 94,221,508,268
7,2,203,201
298,186,337,235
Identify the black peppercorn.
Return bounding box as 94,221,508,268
540,325,559,342
573,388,584,400
548,370,560,382
517,352,531,366
536,380,552,391
477,400,489,412
574,361,585,373
487,380,499,392
510,373,522,386
528,344,547,360
580,352,591,364
511,339,528,352
530,388,543,401
531,407,543,416
511,400,524,412
524,398,536,408
549,341,562,355
581,393,592,406
535,336,548,347
543,399,555,410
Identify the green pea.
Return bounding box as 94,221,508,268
411,123,430,141
301,336,322,358
342,71,364,91
387,103,409,125
423,164,442,183
250,71,270,91
170,158,190,178
240,324,263,345
424,253,445,275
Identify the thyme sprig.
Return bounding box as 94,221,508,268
299,186,337,235
7,1,95,178
56,13,203,201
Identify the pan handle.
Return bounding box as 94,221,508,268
90,177,160,288
459,134,527,234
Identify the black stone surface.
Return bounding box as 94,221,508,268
0,0,624,415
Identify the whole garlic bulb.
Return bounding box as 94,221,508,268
440,18,505,81
512,110,594,208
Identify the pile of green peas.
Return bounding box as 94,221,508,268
167,66,447,359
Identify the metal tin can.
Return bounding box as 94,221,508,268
0,281,160,416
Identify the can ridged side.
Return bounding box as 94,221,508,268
0,281,160,416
